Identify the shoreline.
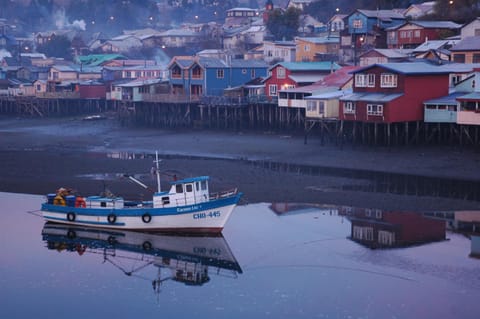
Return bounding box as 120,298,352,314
1,116,480,211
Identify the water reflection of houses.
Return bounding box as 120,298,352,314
342,207,446,249
41,223,242,293
269,202,339,216
455,211,480,260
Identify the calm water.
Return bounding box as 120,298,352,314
1,192,479,319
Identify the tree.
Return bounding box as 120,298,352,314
37,35,73,60
266,7,302,41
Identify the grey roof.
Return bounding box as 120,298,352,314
410,20,462,29
295,36,340,44
413,40,454,52
288,74,325,83
451,36,480,51
198,57,227,68
352,62,469,75
424,92,467,105
230,59,268,68
159,29,199,37
306,89,352,100
388,20,462,31
356,9,405,20
115,78,165,87
457,92,480,100
340,92,403,102
362,48,410,58
275,61,341,72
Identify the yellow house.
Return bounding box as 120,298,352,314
295,36,340,62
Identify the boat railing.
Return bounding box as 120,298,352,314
210,188,238,200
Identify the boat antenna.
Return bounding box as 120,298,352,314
154,151,162,193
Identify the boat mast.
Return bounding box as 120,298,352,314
155,151,161,193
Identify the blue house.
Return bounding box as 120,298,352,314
347,9,405,36
168,56,268,98
345,9,405,65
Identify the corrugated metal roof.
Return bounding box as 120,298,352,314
306,89,352,100
276,61,341,72
352,62,469,75
457,92,480,100
288,74,325,83
230,59,268,68
296,36,340,44
115,78,164,87
340,92,403,102
451,36,480,51
424,92,467,105
411,20,462,29
357,9,405,20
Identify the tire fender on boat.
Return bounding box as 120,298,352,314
142,213,152,223
67,212,76,222
142,241,152,250
107,214,116,224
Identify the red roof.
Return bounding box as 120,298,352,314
318,65,358,87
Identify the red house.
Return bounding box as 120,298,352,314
387,21,461,49
346,208,446,249
264,61,341,99
339,62,453,123
78,81,107,99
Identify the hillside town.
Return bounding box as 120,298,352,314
2,0,480,145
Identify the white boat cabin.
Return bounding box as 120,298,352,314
85,196,125,209
153,176,210,208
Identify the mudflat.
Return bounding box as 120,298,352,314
1,115,480,211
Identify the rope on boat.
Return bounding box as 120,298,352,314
26,209,43,217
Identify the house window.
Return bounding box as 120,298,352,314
367,104,383,116
216,69,224,79
306,100,317,112
269,84,277,96
172,66,181,77
277,67,286,79
318,101,325,114
473,54,480,63
378,231,395,246
344,101,355,114
414,30,420,38
251,69,256,78
380,73,397,88
453,54,465,63
352,19,362,29
352,226,373,241
304,44,310,52
192,66,202,78
355,74,375,87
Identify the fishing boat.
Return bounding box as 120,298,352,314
40,153,242,233
41,223,242,290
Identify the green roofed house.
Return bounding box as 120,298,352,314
264,61,341,99
76,54,128,67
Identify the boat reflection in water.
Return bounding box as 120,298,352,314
41,222,242,291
